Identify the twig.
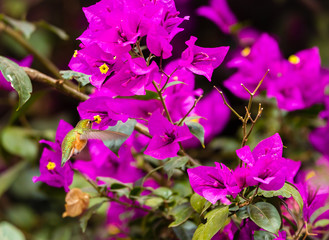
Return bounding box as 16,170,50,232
0,21,61,78
177,95,203,126
152,80,173,124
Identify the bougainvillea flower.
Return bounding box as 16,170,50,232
224,33,282,99
102,58,158,96
188,163,240,204
73,141,143,183
68,43,122,89
33,120,74,192
197,0,237,34
180,36,229,81
235,133,300,191
144,111,193,159
267,47,329,111
0,55,33,91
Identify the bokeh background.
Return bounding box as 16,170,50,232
1,0,329,239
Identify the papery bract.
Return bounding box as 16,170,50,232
33,120,74,192
144,111,193,159
187,163,240,204
180,36,229,81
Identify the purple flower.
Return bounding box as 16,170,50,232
73,141,143,183
235,133,300,191
144,111,193,159
267,47,329,111
187,162,240,204
197,0,237,34
0,55,33,91
68,43,123,89
102,57,158,96
224,33,282,99
33,120,74,192
180,36,229,81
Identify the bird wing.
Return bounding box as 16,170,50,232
80,130,128,141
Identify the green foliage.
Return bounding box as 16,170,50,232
0,14,35,38
60,70,91,86
257,182,304,212
0,56,32,110
164,156,189,179
169,202,194,227
0,161,27,198
253,230,276,240
1,127,38,161
247,202,281,235
0,221,25,240
192,206,229,240
172,221,197,240
163,81,187,90
185,121,205,148
80,201,106,233
103,119,136,154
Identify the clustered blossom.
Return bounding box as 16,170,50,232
224,33,329,111
188,134,300,204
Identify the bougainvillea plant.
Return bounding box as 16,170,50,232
0,0,329,239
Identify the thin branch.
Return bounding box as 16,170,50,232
214,86,244,121
152,80,173,124
177,95,203,126
0,22,61,78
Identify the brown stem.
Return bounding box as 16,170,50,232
0,21,61,78
152,80,173,124
177,95,203,126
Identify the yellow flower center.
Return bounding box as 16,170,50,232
73,50,78,58
113,56,117,60
288,55,300,64
47,162,56,170
93,115,102,124
99,63,109,74
172,76,178,81
305,170,315,181
107,224,121,235
241,47,251,57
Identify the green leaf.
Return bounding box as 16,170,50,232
0,221,26,240
176,116,206,125
119,90,159,100
0,56,32,110
173,220,197,240
190,193,207,214
37,20,69,40
144,197,163,208
310,203,329,224
236,206,249,219
163,81,187,90
253,230,276,240
0,161,27,197
192,206,229,240
1,15,36,39
257,182,304,212
1,127,38,161
103,119,136,154
153,187,173,200
129,186,143,198
248,202,281,234
60,70,91,86
169,202,194,227
314,219,329,228
164,156,189,179
185,121,205,148
79,201,105,233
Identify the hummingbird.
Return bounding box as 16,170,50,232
61,119,128,167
